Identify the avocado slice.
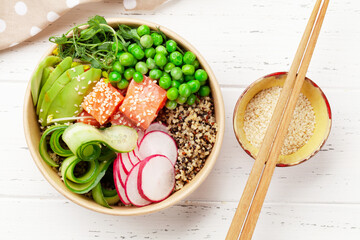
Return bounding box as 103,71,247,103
37,57,72,114
30,56,61,106
40,66,53,90
38,65,84,126
46,68,101,124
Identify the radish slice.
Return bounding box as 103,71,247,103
125,163,151,207
137,129,144,147
120,152,133,174
114,153,128,187
145,122,169,135
133,146,142,161
139,131,178,165
128,151,140,165
118,159,128,187
138,155,175,202
113,156,130,205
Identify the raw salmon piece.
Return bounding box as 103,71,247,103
77,110,100,127
82,79,124,125
119,76,167,130
110,110,136,128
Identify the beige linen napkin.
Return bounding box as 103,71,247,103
0,0,168,50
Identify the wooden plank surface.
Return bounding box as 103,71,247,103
1,0,359,239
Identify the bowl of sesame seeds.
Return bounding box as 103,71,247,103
233,72,331,167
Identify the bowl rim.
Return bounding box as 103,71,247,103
232,71,332,167
23,17,225,215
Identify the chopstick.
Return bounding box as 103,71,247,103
226,0,329,239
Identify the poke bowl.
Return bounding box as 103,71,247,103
24,17,225,215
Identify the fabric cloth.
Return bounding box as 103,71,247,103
0,0,168,51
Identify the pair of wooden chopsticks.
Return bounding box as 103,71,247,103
226,0,330,239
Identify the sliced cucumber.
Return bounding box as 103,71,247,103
61,155,113,194
62,123,138,161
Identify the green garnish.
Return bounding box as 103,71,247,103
49,15,142,70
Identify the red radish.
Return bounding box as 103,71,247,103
138,155,175,202
113,156,130,205
139,131,178,165
133,146,142,161
128,151,140,165
118,159,128,187
137,129,144,146
120,152,133,174
125,163,152,207
145,122,169,135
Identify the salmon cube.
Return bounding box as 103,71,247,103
110,111,136,128
77,110,100,127
82,79,124,125
118,76,167,130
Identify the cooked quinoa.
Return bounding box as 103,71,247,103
156,97,217,191
243,86,315,155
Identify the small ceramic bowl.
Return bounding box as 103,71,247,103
23,18,225,215
233,72,331,167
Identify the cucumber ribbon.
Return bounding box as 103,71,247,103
39,123,138,207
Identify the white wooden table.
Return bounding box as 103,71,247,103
1,0,359,239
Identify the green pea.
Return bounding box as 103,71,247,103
159,76,172,89
176,95,187,104
171,67,183,80
186,94,197,105
166,40,177,53
116,51,124,59
135,61,148,74
185,75,194,82
182,64,195,76
151,32,163,46
154,53,167,68
187,80,201,93
130,56,137,67
167,87,179,100
195,69,208,81
178,83,192,97
109,71,121,82
112,61,124,74
117,79,129,90
178,75,184,83
124,68,135,80
183,51,196,64
155,45,168,55
119,52,135,66
131,45,145,60
145,48,156,58
128,43,137,53
149,69,163,80
199,85,211,97
140,35,153,48
162,72,171,79
164,62,175,73
171,80,181,89
169,51,183,66
112,42,123,52
165,100,177,110
133,72,144,83
192,59,200,69
146,58,156,69
137,25,150,36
